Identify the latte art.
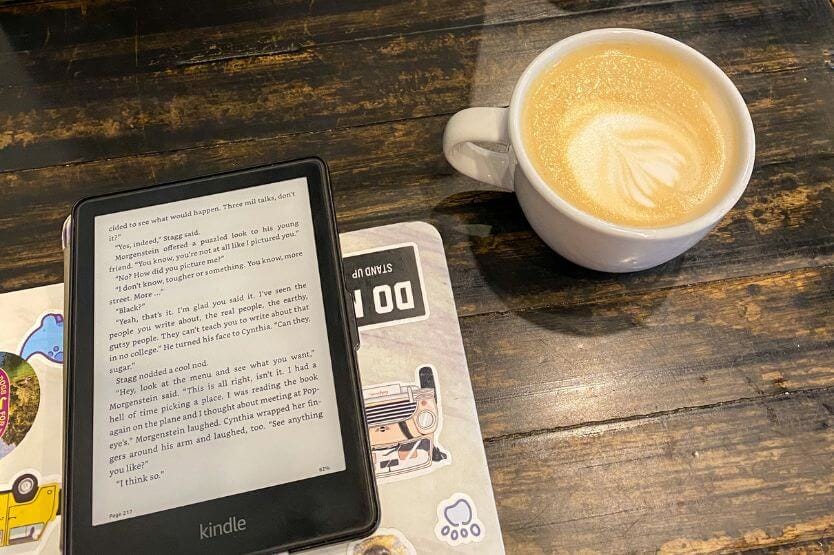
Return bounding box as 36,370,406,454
567,113,698,211
522,42,736,228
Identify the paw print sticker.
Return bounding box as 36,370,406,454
434,493,484,546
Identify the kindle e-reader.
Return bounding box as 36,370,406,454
63,159,379,554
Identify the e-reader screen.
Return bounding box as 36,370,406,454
91,177,346,526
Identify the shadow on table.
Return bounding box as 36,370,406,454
432,189,682,336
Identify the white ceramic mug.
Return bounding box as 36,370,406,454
443,28,755,272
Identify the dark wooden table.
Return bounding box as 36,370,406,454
2,1,833,552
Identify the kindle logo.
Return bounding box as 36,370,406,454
199,516,247,540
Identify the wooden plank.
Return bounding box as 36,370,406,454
465,266,834,437
0,0,680,94
488,389,834,553
1,109,832,309
770,539,834,554
0,0,669,62
0,0,831,170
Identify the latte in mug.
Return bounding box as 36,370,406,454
443,29,755,271
521,41,740,228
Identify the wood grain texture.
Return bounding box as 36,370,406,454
465,266,834,437
0,0,669,63
1,0,833,552
763,539,834,555
490,390,834,553
0,0,831,170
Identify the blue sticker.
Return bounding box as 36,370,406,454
20,313,64,364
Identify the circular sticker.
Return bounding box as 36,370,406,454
0,352,40,459
349,528,416,554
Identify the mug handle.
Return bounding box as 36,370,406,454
442,107,515,192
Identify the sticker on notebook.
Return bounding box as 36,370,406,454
0,470,61,547
0,352,41,460
347,527,416,554
343,242,429,330
363,364,450,483
19,312,64,365
435,493,485,546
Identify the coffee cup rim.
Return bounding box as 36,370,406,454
508,28,756,240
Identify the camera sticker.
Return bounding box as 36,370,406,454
435,493,485,546
346,527,416,554
362,365,450,483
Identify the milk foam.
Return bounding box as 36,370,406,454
566,112,697,211
521,43,734,228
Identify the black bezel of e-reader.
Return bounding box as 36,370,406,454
64,159,378,554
